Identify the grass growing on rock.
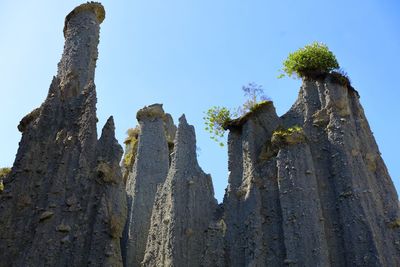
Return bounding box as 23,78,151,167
123,126,140,168
272,125,306,146
0,167,11,192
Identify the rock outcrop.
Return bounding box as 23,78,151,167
220,75,400,266
1,3,399,267
0,3,126,266
142,115,218,266
123,104,174,267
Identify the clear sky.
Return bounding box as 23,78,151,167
0,0,399,202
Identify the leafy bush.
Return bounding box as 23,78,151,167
280,42,339,78
204,106,232,147
204,83,270,147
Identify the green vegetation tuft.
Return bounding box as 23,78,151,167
280,42,339,78
0,167,11,178
272,125,303,138
389,218,400,229
0,167,11,192
204,106,232,147
204,83,270,147
123,126,140,168
272,125,306,145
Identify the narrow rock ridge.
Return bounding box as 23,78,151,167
123,104,173,267
142,115,218,267
0,3,126,266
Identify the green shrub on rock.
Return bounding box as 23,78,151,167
204,106,232,147
204,83,270,147
280,42,339,78
0,167,11,192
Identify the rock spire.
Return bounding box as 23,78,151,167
0,3,127,266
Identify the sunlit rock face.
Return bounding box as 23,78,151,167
0,2,399,267
123,104,172,267
0,3,127,266
220,76,400,267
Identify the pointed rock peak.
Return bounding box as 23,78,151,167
178,114,188,125
98,116,123,162
64,2,105,36
136,103,165,121
100,116,116,141
171,114,198,170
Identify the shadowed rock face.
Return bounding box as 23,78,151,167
0,3,127,266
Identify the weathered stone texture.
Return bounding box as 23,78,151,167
123,104,171,267
0,3,126,267
142,115,218,267
220,76,400,266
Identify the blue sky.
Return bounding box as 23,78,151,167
0,0,399,202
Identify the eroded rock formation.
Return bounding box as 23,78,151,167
1,2,399,267
142,115,217,266
0,3,126,266
220,75,400,266
123,104,175,267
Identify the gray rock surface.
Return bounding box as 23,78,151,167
221,75,400,266
123,104,171,267
142,115,218,267
0,3,126,266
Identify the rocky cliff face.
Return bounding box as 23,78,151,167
1,3,399,267
220,75,400,266
0,3,126,266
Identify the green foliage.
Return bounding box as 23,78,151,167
272,125,303,138
0,167,11,179
204,83,271,147
123,126,140,167
272,125,306,145
389,218,400,229
204,106,232,147
281,42,339,78
0,167,11,193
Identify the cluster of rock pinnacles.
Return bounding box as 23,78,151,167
0,2,399,267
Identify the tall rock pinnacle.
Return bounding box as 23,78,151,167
58,2,105,98
0,3,126,266
142,115,218,266
123,104,171,267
